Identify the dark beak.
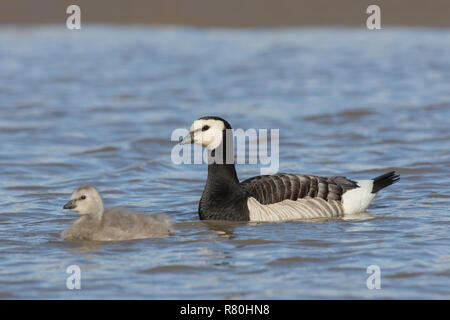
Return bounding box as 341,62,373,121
179,132,194,145
63,200,76,210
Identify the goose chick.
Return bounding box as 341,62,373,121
61,186,173,241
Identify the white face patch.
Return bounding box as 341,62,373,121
189,119,225,150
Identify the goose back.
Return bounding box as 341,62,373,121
241,173,358,204
240,174,357,221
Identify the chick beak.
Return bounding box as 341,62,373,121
63,200,76,210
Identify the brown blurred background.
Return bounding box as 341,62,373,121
0,0,449,27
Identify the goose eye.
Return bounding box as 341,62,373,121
202,125,210,131
80,195,86,200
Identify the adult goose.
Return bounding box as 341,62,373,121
179,116,399,222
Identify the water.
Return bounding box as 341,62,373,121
0,26,449,299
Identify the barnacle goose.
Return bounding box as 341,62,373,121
62,186,173,241
180,116,400,222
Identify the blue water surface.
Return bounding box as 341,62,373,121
0,26,449,299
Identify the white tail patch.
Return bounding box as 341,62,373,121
247,197,344,222
342,180,376,215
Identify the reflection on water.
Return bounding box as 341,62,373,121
64,241,107,254
0,26,449,299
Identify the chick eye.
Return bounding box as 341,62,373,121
80,195,86,200
202,125,210,131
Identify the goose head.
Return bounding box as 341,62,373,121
63,186,104,217
180,116,232,150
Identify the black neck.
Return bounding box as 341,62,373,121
199,132,249,221
206,162,240,189
205,135,240,190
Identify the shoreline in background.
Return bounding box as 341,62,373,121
0,24,447,31
1,0,450,28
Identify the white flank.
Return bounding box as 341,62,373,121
247,197,344,222
341,180,376,215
